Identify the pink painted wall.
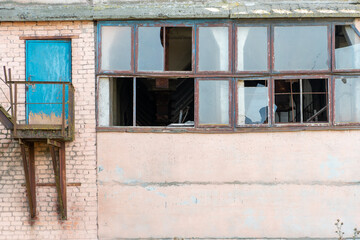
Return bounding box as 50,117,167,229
97,131,360,239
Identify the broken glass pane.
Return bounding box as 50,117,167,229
335,25,360,70
198,27,229,71
237,27,268,71
101,26,132,71
237,80,268,125
335,77,360,123
274,26,328,71
138,27,164,71
199,80,229,125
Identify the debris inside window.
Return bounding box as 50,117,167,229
136,78,194,126
98,77,194,127
335,25,360,70
275,79,328,123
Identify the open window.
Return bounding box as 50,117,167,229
274,78,328,124
334,25,360,70
98,77,194,127
137,26,193,72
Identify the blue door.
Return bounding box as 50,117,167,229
26,40,71,125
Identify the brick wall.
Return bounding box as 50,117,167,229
0,21,97,239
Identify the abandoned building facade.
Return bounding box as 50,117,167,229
0,0,360,239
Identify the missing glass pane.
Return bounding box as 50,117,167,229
136,78,194,126
237,80,268,125
275,79,328,123
335,25,360,70
165,27,192,71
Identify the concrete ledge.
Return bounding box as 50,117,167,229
0,2,360,21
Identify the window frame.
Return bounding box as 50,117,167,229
97,22,135,74
271,23,332,74
272,75,332,127
195,78,233,128
332,22,360,73
235,77,271,128
135,22,195,75
195,23,233,75
234,24,271,74
332,75,360,126
96,19,360,132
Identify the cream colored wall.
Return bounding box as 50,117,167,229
97,131,360,239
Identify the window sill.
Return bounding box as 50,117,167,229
96,125,360,133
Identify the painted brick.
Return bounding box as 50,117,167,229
0,21,96,240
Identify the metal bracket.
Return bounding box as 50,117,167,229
20,140,36,219
49,141,67,220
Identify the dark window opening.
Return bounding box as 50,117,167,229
275,79,328,123
136,78,194,126
110,78,133,126
164,27,192,71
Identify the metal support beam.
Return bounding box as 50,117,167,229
20,141,36,219
50,142,67,220
47,139,61,148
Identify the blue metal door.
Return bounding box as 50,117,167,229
26,40,71,124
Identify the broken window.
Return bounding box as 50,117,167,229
138,26,192,72
275,78,328,123
100,26,132,71
237,26,268,72
98,77,133,126
198,26,229,72
237,80,268,125
335,77,360,123
198,79,230,125
274,26,329,71
98,77,194,127
335,25,360,70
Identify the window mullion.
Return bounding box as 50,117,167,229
300,78,303,123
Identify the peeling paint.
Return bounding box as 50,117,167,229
29,112,64,125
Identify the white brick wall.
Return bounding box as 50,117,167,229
0,21,97,240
